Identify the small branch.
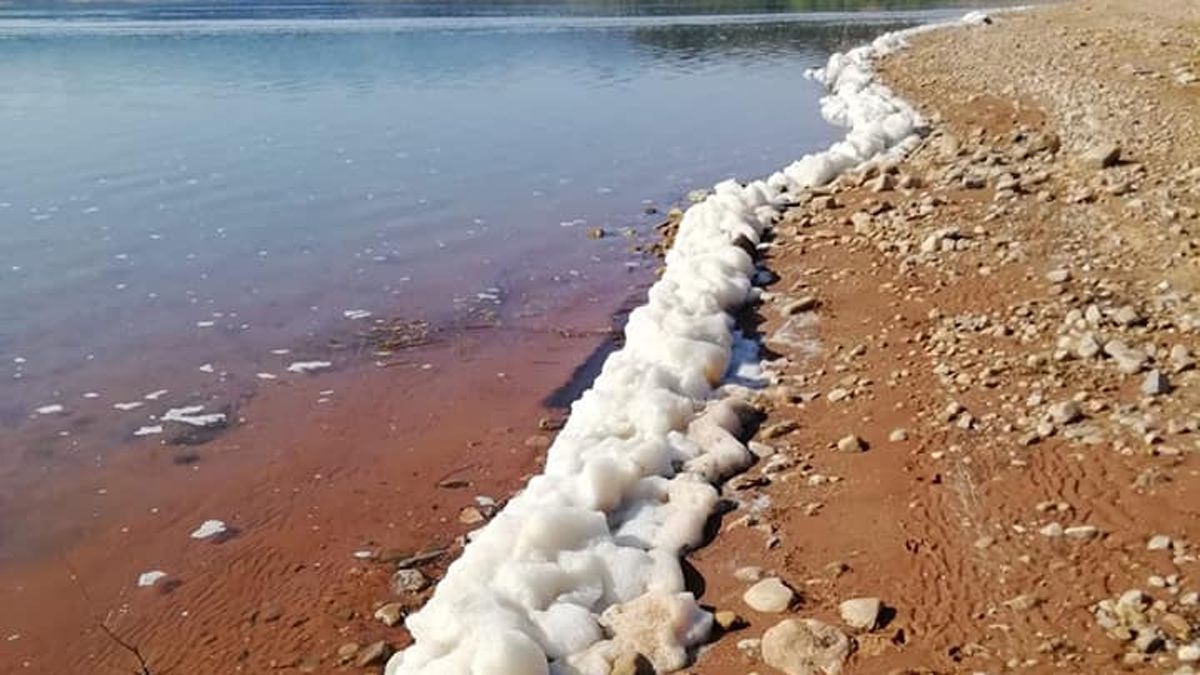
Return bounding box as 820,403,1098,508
60,555,153,674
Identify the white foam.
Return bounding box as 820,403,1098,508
388,13,982,675
34,404,64,415
162,405,227,428
286,360,332,374
133,424,163,437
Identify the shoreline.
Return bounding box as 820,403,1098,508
690,1,1200,673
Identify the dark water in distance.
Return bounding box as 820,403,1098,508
0,0,1002,445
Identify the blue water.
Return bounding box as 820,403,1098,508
0,0,996,440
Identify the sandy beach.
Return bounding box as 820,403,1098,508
4,1,1198,674
692,1,1200,673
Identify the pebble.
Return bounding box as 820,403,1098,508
1049,400,1083,425
374,603,404,627
734,566,764,583
1064,524,1100,540
838,597,882,630
392,568,429,594
743,577,796,613
835,434,866,453
1039,522,1065,537
888,428,908,442
714,610,745,631
783,296,819,315
1148,534,1173,551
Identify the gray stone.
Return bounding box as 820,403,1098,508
1112,305,1144,327
392,568,430,594
743,577,796,613
1046,269,1071,284
761,618,850,675
1142,369,1171,396
838,597,882,630
1049,400,1083,425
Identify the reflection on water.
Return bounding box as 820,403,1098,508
0,0,994,459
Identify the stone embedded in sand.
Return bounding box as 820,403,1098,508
835,435,865,453
1049,400,1083,425
374,602,404,627
783,296,819,315
458,506,485,525
743,577,796,613
714,610,745,631
761,618,850,675
392,569,429,594
1064,524,1100,540
734,566,764,583
888,428,908,442
1045,268,1071,284
837,597,881,630
1147,534,1173,551
1084,142,1122,169
1112,305,1144,327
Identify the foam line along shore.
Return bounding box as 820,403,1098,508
384,12,994,675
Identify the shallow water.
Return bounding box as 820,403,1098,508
0,0,995,469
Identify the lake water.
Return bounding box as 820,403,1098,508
0,0,995,474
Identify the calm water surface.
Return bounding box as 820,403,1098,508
0,0,996,466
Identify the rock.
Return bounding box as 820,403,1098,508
868,174,895,193
458,506,486,525
1112,305,1144,327
838,597,882,630
1004,594,1042,612
1039,522,1064,537
888,428,908,442
734,566,764,583
1142,370,1171,396
761,618,850,675
1046,269,1071,284
599,592,708,672
1077,333,1103,359
355,641,391,667
374,602,404,627
1147,534,1173,551
1170,345,1195,373
392,568,430,594
743,577,796,613
1084,142,1122,169
714,610,745,631
1180,644,1200,662
587,227,605,239
784,296,819,315
335,642,360,663
1064,525,1100,540
1049,400,1083,425
524,434,552,449
835,435,866,453
1104,340,1148,374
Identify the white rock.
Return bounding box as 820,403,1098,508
1148,535,1173,551
744,578,796,613
838,597,881,630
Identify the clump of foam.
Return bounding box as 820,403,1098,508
387,13,986,675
